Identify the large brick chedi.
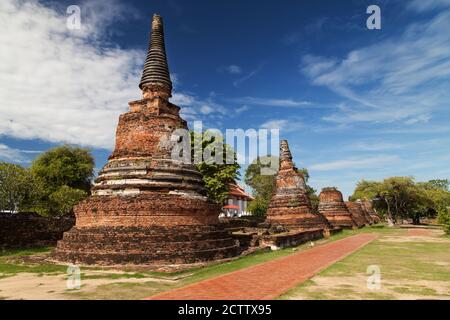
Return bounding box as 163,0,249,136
265,140,331,230
319,188,357,229
52,15,238,265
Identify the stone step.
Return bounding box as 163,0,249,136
52,245,238,265
56,236,236,252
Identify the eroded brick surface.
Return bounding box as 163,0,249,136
0,213,74,249
319,188,357,229
345,201,370,228
360,200,381,223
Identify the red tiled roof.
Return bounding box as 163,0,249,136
223,205,240,209
228,184,254,200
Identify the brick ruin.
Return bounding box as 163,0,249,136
345,202,371,228
318,187,357,229
51,15,238,266
223,140,338,252
360,200,381,223
265,140,332,232
355,200,375,224
0,213,74,249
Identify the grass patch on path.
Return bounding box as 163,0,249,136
0,247,66,278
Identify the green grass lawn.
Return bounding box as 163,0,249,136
279,227,450,300
0,247,67,277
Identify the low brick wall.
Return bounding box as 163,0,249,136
262,228,324,249
219,217,261,231
0,213,75,249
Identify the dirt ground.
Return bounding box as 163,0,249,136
0,270,176,300
281,227,450,300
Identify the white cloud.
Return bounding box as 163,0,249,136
218,65,242,75
231,97,311,107
310,155,400,171
0,144,40,163
408,0,450,12
260,120,289,130
235,105,249,114
260,119,303,133
345,142,408,152
233,65,263,87
0,0,144,150
172,92,227,120
301,8,450,125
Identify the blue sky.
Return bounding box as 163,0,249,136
1,0,449,198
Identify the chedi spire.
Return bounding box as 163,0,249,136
279,140,294,171
139,14,173,99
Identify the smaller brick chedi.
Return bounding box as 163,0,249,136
318,188,357,229
345,202,370,228
265,140,331,231
52,14,238,265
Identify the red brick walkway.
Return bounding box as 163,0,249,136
147,233,378,300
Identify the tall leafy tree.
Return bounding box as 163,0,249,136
351,177,450,227
296,168,320,212
30,145,94,215
31,145,94,194
245,157,277,217
190,131,240,204
0,162,41,213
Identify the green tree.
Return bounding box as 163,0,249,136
418,181,450,233
31,145,94,194
296,168,319,212
351,177,450,227
245,156,277,217
48,186,87,216
245,157,317,216
426,179,449,191
190,131,240,204
30,145,94,215
0,162,41,213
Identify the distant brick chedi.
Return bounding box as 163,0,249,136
52,15,238,265
265,140,331,231
318,188,357,229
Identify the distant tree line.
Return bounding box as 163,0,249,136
0,145,94,216
244,158,450,234
350,177,450,232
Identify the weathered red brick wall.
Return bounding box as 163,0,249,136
112,98,186,159
0,213,74,249
345,202,370,227
54,225,237,265
319,188,356,229
74,194,220,228
319,188,344,202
